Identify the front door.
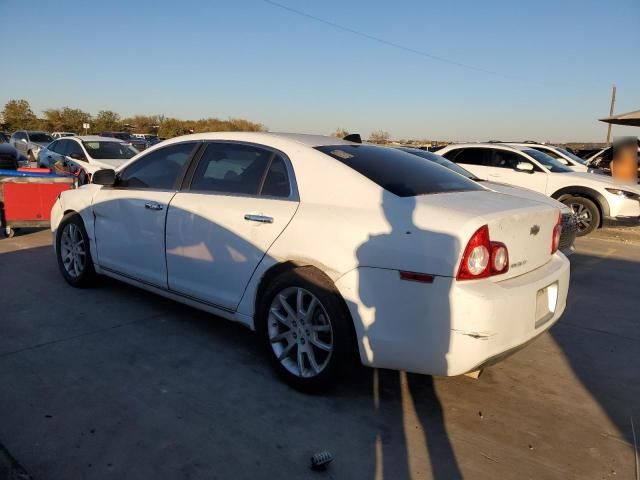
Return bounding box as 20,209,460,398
486,149,548,194
92,141,199,287
166,142,298,311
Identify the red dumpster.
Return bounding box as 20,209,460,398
0,169,75,237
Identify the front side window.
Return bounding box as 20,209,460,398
190,143,277,195
66,141,86,161
118,142,197,189
315,145,482,197
489,149,537,170
53,140,70,155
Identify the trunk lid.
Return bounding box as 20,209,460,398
410,190,560,280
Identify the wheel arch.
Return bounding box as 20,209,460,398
253,260,360,362
551,186,609,227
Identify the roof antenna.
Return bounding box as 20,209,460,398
343,133,362,143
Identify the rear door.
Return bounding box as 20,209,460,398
442,148,490,179
487,149,548,194
166,141,299,311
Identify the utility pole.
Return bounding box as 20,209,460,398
606,85,616,143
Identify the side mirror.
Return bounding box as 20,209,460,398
69,152,85,161
515,162,534,173
92,169,116,186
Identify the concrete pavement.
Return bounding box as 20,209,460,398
0,228,638,479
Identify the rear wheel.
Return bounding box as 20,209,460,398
257,268,354,392
562,196,599,236
56,213,96,287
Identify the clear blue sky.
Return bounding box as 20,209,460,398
1,0,638,142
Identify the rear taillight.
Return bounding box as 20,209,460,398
457,225,509,281
551,212,562,254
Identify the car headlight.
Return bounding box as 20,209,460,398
605,188,640,200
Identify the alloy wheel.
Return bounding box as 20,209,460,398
569,202,592,233
60,223,87,278
267,287,334,378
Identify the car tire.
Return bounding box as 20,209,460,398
562,196,600,236
55,213,96,287
257,267,355,392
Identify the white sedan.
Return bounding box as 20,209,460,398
51,132,570,390
38,135,139,181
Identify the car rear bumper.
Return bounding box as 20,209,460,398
335,253,570,376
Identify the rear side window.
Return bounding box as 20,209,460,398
314,145,482,197
190,143,274,196
443,148,489,166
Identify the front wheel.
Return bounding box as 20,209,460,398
562,196,600,236
257,268,354,392
56,213,96,287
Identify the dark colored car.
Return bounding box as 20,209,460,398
0,143,28,169
100,131,148,151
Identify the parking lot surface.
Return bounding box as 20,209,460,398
0,227,638,479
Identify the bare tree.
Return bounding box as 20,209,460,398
332,128,349,138
368,130,390,144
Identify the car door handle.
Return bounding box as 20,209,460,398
244,214,273,224
144,202,164,211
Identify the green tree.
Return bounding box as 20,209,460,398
2,99,37,130
43,107,91,133
92,110,121,133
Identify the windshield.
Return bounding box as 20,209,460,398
83,141,138,160
557,148,587,165
398,147,480,180
29,132,53,143
523,149,573,173
0,133,8,143
315,144,483,197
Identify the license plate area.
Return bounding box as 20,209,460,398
535,282,558,328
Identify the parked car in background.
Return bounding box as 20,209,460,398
38,135,138,182
100,131,148,151
505,143,589,172
0,142,29,169
10,130,54,164
398,147,577,255
51,132,570,390
436,143,640,236
52,132,77,139
133,133,162,146
586,142,640,182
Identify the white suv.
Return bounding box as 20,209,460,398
437,143,640,236
505,143,589,172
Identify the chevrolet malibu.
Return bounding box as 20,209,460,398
51,133,570,390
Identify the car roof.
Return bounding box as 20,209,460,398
442,142,534,152
66,135,125,143
160,132,355,149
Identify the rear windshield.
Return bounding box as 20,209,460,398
83,141,138,160
315,144,483,197
29,132,53,143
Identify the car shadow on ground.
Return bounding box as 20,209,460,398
550,251,640,447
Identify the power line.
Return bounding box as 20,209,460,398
263,0,544,84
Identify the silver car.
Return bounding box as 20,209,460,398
10,130,54,164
